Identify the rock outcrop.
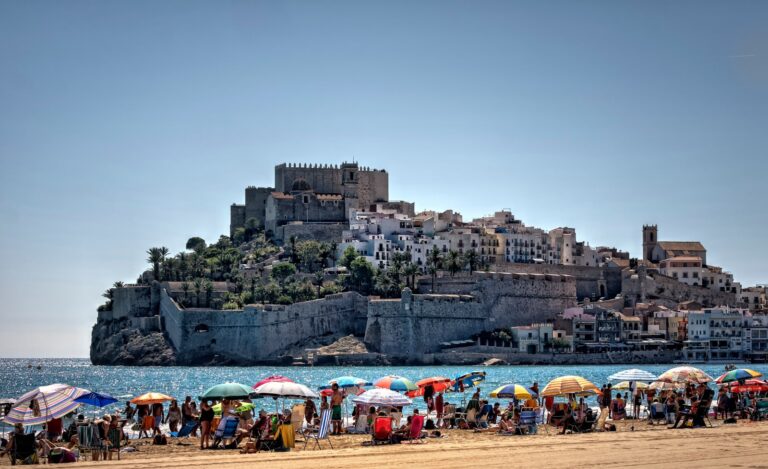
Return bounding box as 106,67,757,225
91,317,176,366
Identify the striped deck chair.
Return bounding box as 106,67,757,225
303,409,332,450
77,424,97,461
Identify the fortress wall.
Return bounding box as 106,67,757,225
492,263,622,300
160,290,368,364
275,223,346,243
357,170,389,206
623,271,737,308
275,164,342,194
111,286,152,320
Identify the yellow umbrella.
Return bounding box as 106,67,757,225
541,376,598,397
130,392,173,405
613,381,649,391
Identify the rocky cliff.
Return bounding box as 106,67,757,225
90,317,177,366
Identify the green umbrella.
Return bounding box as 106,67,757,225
212,402,255,415
200,382,252,401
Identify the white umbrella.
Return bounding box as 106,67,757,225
352,388,412,407
252,381,319,399
5,384,89,426
608,369,658,382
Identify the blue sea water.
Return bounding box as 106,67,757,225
2,359,765,416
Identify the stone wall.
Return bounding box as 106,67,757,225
493,263,622,301
111,286,152,320
160,290,369,364
623,269,737,308
274,223,346,243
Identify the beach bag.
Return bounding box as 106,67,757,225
153,434,167,445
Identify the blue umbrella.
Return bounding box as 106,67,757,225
74,391,118,408
322,376,372,389
452,371,486,392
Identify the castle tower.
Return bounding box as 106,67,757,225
642,225,657,262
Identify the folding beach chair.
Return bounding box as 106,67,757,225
750,399,768,421
171,419,198,444
106,427,121,460
402,415,425,444
303,409,332,450
534,407,550,434
9,432,38,465
371,416,393,445
648,403,666,425
519,410,537,434
212,418,240,449
76,424,97,461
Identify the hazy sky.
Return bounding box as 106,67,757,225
1,0,766,357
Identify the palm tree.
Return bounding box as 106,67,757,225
464,249,479,274
204,279,214,307
180,281,190,307
113,281,124,288
403,263,418,289
147,247,163,280
446,250,462,277
375,271,393,298
426,246,443,293
193,278,203,307
329,242,338,266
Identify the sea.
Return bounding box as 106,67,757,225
2,358,766,417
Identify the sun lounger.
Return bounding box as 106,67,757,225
106,427,121,460
371,416,394,445
303,409,332,450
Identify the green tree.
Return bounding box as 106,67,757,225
271,262,296,285
464,249,479,274
347,257,375,295
147,247,164,280
314,272,324,298
339,246,358,268
193,278,204,307
204,279,214,307
113,281,124,288
180,281,190,307
288,235,299,265
186,237,207,253
446,250,462,277
297,240,323,272
403,263,418,289
426,246,443,293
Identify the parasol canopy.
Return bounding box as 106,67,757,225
649,381,679,391
74,391,118,408
212,402,255,415
253,375,293,389
657,366,714,385
325,376,372,388
352,388,413,407
5,384,88,426
407,376,453,398
541,376,598,397
374,375,418,393
130,392,173,405
723,379,768,394
715,369,763,384
253,381,319,399
200,382,253,401
608,369,658,382
451,371,486,392
613,381,649,391
489,384,536,400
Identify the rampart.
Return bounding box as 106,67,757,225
622,269,737,308
492,263,622,301
159,289,369,364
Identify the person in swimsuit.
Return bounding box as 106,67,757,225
330,383,345,435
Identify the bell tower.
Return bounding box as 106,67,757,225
643,225,657,262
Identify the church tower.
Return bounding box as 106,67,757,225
643,225,657,262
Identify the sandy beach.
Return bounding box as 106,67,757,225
13,419,765,469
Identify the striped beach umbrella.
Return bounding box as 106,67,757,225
130,392,173,405
715,368,763,384
726,379,768,393
5,384,89,426
352,388,413,407
489,384,537,400
374,375,418,393
613,381,649,391
608,369,658,382
657,366,714,385
541,376,598,397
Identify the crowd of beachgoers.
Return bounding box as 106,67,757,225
2,365,767,464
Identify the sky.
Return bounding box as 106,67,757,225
1,0,766,358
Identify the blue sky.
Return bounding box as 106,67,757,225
1,0,766,357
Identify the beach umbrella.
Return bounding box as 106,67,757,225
352,388,413,407
613,381,649,391
253,381,319,399
130,392,173,405
451,371,487,393
541,376,598,397
715,368,763,385
326,376,372,388
407,376,453,398
608,369,658,382
253,375,293,389
374,375,418,393
74,391,118,408
212,402,255,415
4,384,89,426
200,382,253,400
726,379,768,394
657,366,714,385
489,384,537,400
0,398,16,406
649,381,679,391
320,386,365,397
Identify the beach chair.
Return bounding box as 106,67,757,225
106,427,121,460
9,433,38,465
519,410,537,434
76,424,97,461
402,415,425,444
390,411,403,428
171,419,198,444
549,403,567,427
371,416,394,445
258,424,295,452
213,418,240,449
303,409,332,450
750,399,768,421
649,402,666,425
291,404,305,436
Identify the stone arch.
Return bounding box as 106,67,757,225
291,178,312,192
194,323,209,333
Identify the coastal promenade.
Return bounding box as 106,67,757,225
65,421,768,469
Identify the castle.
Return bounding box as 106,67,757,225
229,162,390,242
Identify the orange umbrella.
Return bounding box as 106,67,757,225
130,392,173,405
407,377,453,398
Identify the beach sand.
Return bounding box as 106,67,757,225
11,419,767,468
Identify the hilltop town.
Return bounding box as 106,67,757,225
91,161,767,366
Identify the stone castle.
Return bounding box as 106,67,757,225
229,162,391,242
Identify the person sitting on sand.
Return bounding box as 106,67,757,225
498,413,515,435
467,389,481,413
670,395,698,429
391,416,412,443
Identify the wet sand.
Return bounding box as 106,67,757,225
23,419,768,469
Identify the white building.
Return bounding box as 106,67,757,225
684,307,750,361
659,256,703,286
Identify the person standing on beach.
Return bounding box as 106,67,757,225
330,383,345,435
435,392,444,425
597,384,612,430
304,397,317,425
182,396,193,427
199,401,214,450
